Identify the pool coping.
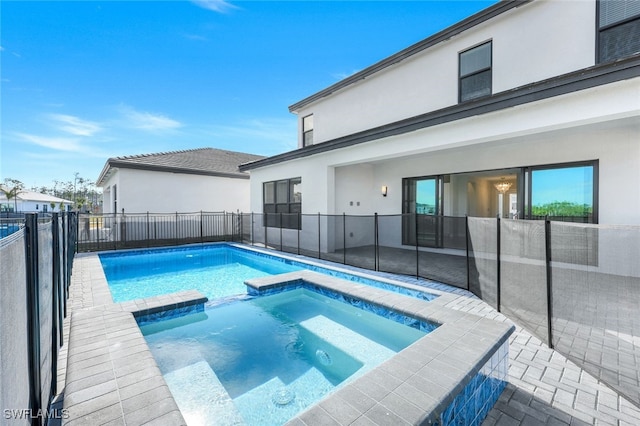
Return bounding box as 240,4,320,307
62,246,514,425
246,270,514,425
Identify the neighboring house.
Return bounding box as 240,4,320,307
96,148,265,214
0,189,73,213
240,0,640,229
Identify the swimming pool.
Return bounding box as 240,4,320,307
99,244,438,303
140,288,428,425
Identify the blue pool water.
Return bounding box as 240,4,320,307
100,245,302,302
99,244,437,303
0,224,20,239
140,288,427,425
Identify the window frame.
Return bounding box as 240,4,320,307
263,177,302,229
302,114,314,147
459,40,493,103
525,160,599,224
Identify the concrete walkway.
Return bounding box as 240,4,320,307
54,247,640,425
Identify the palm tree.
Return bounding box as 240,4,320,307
1,179,24,213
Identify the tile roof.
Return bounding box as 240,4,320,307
0,189,73,204
97,148,265,185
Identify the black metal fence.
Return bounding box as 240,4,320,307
76,212,241,252
0,212,77,424
74,211,639,407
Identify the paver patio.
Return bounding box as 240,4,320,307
53,246,640,425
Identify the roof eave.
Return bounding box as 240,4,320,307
242,56,640,172
105,161,250,180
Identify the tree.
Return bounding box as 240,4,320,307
1,178,25,212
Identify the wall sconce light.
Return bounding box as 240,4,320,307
381,185,388,197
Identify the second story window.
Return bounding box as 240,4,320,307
598,0,640,63
302,114,314,147
459,41,492,102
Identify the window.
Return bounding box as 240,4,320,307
263,178,302,229
112,184,118,213
598,0,640,62
302,114,314,147
527,162,597,223
459,41,492,102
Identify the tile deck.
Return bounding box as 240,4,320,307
54,245,640,425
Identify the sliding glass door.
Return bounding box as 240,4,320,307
403,177,441,247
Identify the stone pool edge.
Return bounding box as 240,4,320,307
246,271,515,426
63,251,514,426
61,254,206,425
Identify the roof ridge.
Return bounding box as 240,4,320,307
114,147,213,161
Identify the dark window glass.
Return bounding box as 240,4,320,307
598,0,640,62
263,178,302,229
600,0,640,27
264,182,275,204
460,70,492,101
290,178,302,203
276,180,288,203
303,114,314,146
599,18,640,62
459,41,492,102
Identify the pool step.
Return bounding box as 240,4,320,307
233,368,335,425
299,315,395,369
164,360,245,425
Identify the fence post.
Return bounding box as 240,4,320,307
223,211,228,242
146,212,150,247
175,212,179,245
61,213,68,318
264,213,268,248
51,213,60,396
545,218,554,349
496,215,501,313
415,213,419,279
317,212,321,259
24,213,42,419
343,213,346,265
250,212,254,246
374,213,379,271
280,212,283,252
199,211,204,244
297,214,300,255
465,215,470,291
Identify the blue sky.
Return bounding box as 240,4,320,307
1,0,497,190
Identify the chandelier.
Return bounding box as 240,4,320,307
494,180,512,194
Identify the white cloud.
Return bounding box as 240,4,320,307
191,0,237,13
48,113,102,136
14,133,108,158
118,105,182,132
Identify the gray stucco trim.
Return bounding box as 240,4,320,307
240,55,640,172
288,0,531,112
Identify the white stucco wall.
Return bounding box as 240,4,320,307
294,0,597,146
250,78,640,225
101,169,252,214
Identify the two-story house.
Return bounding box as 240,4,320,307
240,0,640,243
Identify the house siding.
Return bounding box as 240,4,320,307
293,0,597,146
